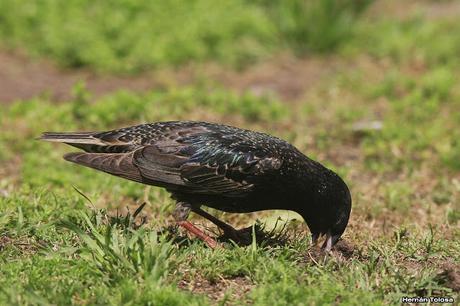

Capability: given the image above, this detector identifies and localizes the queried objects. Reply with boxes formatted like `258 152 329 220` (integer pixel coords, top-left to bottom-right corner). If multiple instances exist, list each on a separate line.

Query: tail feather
39 131 136 153
39 132 103 145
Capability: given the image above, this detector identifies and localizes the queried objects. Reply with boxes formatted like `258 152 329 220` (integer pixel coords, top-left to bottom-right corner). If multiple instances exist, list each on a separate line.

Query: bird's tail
38 132 101 144
39 131 135 153
39 131 110 152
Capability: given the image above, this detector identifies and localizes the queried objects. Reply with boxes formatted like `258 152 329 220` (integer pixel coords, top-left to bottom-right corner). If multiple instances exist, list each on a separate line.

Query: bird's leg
192 207 239 240
320 232 333 252
173 202 218 249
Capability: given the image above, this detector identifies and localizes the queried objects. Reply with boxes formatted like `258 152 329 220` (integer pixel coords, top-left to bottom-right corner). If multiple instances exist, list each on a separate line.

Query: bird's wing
179 150 282 196
132 130 282 196
132 145 189 187
42 123 283 196
64 151 144 183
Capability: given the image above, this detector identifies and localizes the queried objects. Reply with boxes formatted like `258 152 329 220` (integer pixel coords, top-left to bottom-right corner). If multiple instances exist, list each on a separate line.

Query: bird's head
299 170 352 251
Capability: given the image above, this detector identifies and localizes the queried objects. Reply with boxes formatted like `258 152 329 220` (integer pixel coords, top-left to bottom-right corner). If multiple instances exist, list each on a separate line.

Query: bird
40 121 351 251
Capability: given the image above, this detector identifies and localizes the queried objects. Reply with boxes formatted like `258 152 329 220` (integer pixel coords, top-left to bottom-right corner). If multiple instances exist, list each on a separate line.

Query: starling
40 121 351 251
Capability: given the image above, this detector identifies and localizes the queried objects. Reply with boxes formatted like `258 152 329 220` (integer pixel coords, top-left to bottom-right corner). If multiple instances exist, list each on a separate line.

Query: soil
367 0 460 21
437 262 460 293
0 51 157 104
178 274 253 304
0 50 331 105
0 234 44 255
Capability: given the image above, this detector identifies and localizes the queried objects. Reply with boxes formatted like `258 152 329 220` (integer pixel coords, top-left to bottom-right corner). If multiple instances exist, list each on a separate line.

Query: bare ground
178 275 253 305
0 50 331 105
0 50 157 104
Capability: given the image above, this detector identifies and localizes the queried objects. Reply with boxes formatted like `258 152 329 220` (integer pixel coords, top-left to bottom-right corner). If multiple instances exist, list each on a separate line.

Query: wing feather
133 146 187 186
64 152 144 183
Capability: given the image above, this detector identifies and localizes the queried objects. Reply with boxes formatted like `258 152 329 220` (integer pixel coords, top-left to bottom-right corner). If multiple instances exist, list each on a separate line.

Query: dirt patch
437 262 460 293
0 236 12 251
205 53 332 101
0 235 45 255
178 274 253 304
333 239 356 259
0 155 22 188
0 50 332 104
0 50 157 104
300 239 359 265
366 0 460 21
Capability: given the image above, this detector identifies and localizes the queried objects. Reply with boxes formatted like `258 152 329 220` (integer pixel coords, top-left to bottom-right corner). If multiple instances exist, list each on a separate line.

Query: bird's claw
311 232 333 253
219 227 254 245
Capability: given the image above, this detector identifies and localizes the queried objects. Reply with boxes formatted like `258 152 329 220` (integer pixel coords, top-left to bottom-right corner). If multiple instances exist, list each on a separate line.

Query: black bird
40 121 351 251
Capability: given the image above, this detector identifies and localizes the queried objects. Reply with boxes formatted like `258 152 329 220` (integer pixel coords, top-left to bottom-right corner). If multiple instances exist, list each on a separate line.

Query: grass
1 0 460 304
349 16 460 68
0 0 371 73
0 189 457 304
259 0 373 54
1 79 459 304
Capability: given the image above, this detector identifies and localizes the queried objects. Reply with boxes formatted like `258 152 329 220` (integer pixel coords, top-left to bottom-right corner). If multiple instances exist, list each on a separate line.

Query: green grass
1 1 460 304
0 0 371 73
0 189 457 305
259 0 373 54
349 16 460 68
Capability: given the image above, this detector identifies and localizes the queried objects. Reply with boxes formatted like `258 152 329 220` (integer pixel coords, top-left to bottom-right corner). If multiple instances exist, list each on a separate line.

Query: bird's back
40 121 298 200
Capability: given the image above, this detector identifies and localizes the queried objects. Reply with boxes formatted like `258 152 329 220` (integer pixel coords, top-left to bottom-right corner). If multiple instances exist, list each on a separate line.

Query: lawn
0 0 459 305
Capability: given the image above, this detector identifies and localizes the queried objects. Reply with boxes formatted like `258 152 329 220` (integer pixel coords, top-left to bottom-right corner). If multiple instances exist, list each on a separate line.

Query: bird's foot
311 232 334 253
219 226 255 246
177 220 219 249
